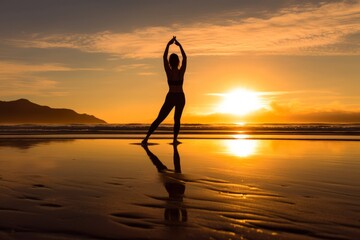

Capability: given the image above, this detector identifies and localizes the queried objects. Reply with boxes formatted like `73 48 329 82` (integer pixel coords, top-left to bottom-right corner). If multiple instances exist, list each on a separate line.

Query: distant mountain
0 99 106 124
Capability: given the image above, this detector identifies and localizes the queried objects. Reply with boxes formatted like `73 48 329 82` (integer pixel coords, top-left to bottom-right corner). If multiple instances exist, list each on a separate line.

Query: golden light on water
216 89 267 116
225 139 259 157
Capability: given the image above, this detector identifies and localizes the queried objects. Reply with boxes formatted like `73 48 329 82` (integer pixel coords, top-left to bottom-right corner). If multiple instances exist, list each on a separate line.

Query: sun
216 89 266 116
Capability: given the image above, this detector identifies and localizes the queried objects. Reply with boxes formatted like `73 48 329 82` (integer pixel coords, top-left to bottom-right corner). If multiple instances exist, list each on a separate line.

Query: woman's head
169 53 179 69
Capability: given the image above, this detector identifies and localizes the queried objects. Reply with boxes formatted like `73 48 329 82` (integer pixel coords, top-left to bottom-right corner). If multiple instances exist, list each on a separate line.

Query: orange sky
0 1 360 123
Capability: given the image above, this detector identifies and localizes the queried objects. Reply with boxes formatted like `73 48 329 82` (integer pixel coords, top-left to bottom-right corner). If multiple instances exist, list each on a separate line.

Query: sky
0 0 360 123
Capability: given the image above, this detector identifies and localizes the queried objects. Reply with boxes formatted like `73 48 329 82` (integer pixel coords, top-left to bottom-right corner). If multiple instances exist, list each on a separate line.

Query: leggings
146 92 185 139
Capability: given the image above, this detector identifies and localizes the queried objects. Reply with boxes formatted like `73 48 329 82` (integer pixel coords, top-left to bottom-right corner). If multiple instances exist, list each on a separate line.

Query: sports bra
168 79 183 86
167 71 184 86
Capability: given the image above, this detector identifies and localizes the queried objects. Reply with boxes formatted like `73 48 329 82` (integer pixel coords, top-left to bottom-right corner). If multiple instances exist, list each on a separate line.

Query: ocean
1 123 360 140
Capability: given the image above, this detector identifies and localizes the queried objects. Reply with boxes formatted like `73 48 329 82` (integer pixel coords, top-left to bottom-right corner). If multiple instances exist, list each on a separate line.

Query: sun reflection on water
225 137 258 157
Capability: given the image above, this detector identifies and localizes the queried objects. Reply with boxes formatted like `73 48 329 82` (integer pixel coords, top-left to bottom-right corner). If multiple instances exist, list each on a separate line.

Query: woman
142 36 187 145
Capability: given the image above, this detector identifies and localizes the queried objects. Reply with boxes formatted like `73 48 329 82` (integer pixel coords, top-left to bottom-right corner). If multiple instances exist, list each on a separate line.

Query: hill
0 99 106 124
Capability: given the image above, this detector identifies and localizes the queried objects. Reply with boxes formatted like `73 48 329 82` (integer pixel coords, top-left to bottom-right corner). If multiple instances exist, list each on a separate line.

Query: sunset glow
0 1 359 123
216 89 267 116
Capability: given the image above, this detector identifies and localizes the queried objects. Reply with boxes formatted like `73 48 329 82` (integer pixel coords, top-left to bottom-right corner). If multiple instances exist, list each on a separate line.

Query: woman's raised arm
175 39 187 73
163 37 175 72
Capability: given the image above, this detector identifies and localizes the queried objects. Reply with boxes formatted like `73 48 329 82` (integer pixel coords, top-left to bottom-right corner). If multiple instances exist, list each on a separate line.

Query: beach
0 127 359 240
2 1 360 239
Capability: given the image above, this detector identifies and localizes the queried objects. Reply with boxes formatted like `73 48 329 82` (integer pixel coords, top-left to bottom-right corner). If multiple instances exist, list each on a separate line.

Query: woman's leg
173 93 185 144
142 94 174 144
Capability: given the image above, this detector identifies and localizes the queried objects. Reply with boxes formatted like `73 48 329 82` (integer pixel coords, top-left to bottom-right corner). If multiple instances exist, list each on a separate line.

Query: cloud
205 89 360 113
0 77 67 97
185 88 360 123
0 61 103 96
0 61 80 97
112 63 158 76
137 72 157 76
113 63 150 72
185 106 360 123
0 61 71 74
9 1 360 58
246 105 360 123
0 61 103 74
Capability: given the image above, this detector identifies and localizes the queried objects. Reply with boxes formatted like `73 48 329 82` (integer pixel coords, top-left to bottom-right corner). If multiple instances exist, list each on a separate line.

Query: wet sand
0 138 359 239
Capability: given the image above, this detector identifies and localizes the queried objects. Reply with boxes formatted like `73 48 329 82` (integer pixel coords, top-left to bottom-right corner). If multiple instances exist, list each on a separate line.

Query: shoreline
1 123 359 136
1 134 360 141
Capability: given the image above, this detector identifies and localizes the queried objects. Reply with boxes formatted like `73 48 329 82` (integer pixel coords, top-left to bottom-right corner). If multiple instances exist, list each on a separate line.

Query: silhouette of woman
142 36 187 145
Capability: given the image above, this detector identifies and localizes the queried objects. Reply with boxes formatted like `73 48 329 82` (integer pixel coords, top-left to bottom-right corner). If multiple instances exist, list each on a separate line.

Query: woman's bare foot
141 138 148 146
172 139 182 145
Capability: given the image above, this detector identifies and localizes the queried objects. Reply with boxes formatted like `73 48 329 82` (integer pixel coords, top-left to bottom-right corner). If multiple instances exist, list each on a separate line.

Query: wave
1 123 360 137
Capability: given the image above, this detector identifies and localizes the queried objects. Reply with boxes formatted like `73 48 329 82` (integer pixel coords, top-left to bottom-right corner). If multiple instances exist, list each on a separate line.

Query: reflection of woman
142 144 187 223
142 36 187 145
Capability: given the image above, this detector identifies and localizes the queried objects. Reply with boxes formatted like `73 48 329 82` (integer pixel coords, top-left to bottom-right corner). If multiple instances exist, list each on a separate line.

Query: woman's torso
167 69 184 93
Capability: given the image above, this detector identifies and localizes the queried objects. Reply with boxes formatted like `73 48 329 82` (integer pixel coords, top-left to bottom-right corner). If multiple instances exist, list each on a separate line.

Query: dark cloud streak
186 110 360 123
0 0 346 36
